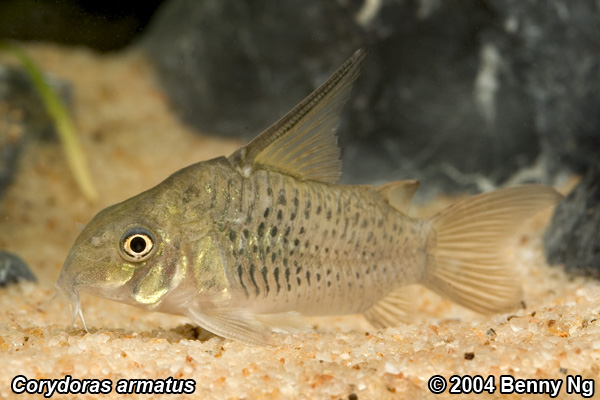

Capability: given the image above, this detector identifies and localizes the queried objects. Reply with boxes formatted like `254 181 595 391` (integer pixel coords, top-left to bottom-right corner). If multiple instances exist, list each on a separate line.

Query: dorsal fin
377 180 420 214
228 49 367 183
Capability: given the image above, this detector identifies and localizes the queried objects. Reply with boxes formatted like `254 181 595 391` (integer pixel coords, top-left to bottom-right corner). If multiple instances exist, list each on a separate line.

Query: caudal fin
423 184 562 314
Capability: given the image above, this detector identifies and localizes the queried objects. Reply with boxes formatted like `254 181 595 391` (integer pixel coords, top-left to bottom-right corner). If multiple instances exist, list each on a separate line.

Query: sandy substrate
0 44 598 400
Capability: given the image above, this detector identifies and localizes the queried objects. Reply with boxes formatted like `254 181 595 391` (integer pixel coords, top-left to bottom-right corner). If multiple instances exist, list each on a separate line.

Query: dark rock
545 163 600 277
0 65 71 198
141 0 600 198
0 251 36 287
140 0 361 138
0 0 164 52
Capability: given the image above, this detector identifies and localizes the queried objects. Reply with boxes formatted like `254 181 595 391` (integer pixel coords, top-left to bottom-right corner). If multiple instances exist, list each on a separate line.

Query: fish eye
119 228 157 262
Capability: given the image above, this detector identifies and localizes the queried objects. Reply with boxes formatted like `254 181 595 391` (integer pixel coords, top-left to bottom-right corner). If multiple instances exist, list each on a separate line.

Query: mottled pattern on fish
179 162 426 316
56 49 562 345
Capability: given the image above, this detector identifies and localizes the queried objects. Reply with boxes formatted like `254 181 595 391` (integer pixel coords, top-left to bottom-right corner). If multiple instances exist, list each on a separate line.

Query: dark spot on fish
326 269 331 276
229 230 236 242
278 189 287 205
295 265 302 275
393 223 398 231
293 197 299 208
257 222 265 237
315 245 320 251
285 267 291 291
306 271 311 285
284 226 291 236
271 226 278 237
294 238 300 246
264 207 271 218
377 219 384 228
249 263 259 295
326 210 332 220
237 265 249 297
291 212 296 221
243 229 249 239
267 187 273 196
252 245 258 253
361 219 369 229
271 253 276 263
277 210 283 221
304 240 310 248
266 246 271 254
365 266 371 274
316 205 322 215
305 199 311 216
316 273 321 282
354 212 360 225
261 266 270 294
336 272 340 281
327 281 332 287
296 277 301 286
325 247 329 253
366 231 373 243
331 229 336 237
299 226 305 234
283 257 288 267
238 248 245 256
355 272 360 279
273 267 281 293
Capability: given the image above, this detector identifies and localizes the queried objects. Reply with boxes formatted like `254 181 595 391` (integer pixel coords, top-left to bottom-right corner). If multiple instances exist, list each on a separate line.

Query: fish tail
423 184 562 314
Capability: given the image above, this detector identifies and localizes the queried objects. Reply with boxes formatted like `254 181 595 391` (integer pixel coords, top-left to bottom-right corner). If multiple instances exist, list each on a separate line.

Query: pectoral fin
228 49 366 184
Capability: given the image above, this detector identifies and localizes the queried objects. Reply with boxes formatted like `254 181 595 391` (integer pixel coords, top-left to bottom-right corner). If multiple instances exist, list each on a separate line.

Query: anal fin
363 286 416 329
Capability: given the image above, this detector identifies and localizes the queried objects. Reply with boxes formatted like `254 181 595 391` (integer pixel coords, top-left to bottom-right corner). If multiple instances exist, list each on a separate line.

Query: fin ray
363 286 416 329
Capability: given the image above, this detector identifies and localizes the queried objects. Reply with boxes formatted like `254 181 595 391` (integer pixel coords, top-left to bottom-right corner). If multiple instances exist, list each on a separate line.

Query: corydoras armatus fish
56 49 562 345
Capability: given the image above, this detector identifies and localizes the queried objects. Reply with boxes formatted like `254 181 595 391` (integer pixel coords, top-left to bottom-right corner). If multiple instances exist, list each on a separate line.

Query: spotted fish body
187 165 426 316
57 50 562 344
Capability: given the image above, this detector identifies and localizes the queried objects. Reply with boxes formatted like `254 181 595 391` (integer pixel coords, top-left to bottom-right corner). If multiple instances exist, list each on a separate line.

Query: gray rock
0 251 36 287
141 0 600 199
140 0 360 138
545 163 600 277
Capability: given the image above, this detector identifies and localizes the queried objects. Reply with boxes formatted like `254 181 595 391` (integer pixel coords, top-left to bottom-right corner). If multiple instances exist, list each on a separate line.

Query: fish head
56 186 187 321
